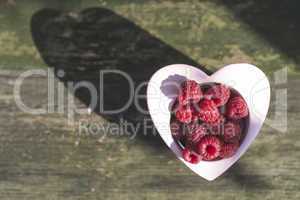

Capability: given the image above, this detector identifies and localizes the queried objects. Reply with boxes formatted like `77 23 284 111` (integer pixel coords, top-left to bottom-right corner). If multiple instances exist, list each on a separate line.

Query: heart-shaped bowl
147 63 270 181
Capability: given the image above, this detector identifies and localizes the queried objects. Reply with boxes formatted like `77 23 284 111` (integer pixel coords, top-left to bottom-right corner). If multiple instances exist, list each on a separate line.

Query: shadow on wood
220 0 300 71
29 6 273 186
30 7 209 151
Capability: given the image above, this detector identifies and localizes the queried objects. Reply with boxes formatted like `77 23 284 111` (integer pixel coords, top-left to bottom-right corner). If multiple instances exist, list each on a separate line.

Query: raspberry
197 99 220 123
223 121 241 142
220 142 239 158
202 115 225 136
191 115 198 122
196 136 222 161
226 96 249 120
205 84 231 107
178 80 202 105
175 106 193 123
185 124 207 147
208 115 225 126
182 148 201 164
170 120 182 140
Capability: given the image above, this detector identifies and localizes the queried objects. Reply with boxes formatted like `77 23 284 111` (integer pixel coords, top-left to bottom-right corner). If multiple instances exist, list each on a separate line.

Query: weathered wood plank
0 72 299 200
0 0 299 199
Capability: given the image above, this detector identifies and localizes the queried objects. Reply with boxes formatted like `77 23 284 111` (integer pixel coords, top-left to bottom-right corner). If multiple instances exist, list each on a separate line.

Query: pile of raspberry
170 80 249 164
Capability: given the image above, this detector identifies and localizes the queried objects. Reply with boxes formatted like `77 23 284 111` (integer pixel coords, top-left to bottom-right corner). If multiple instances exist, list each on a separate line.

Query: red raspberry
175 106 192 123
185 124 207 147
191 115 198 122
196 136 222 161
178 80 202 105
170 120 182 140
223 121 241 142
205 84 231 107
220 142 239 158
182 148 201 164
197 99 220 123
202 115 225 136
226 96 249 119
208 115 225 126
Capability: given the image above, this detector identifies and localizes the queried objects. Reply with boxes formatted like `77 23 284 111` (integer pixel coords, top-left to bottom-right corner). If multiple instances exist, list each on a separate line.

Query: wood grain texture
0 0 299 199
0 71 299 200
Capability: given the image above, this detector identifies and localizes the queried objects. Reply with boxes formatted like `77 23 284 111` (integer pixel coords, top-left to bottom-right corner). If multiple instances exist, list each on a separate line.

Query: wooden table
0 1 299 199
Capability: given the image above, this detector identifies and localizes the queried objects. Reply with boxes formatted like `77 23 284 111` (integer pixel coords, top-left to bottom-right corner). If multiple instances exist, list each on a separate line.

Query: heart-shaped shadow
30 7 209 147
